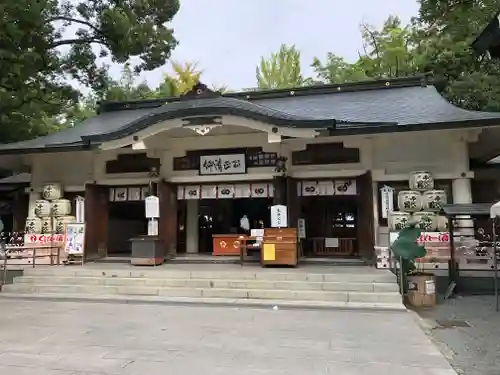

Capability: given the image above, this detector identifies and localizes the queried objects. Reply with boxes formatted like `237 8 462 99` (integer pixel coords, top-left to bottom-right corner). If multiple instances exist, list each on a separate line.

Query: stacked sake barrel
25 183 76 235
389 171 448 232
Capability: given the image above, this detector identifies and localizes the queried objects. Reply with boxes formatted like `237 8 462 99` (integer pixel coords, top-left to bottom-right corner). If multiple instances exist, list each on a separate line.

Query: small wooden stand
261 228 298 267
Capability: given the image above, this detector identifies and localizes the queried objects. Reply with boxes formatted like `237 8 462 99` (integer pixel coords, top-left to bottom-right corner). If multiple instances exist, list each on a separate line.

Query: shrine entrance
176 182 275 255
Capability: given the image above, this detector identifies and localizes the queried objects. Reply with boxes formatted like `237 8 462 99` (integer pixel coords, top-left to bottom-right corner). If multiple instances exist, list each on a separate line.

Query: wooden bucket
406 273 437 308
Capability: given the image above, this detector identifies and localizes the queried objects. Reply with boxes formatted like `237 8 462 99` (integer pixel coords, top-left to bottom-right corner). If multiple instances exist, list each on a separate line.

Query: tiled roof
1 76 500 153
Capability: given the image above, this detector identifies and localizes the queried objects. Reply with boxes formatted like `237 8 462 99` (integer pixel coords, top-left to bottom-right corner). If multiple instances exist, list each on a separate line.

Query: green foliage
256 44 313 89
58 60 225 126
0 0 179 143
413 0 500 111
310 5 500 112
391 225 426 274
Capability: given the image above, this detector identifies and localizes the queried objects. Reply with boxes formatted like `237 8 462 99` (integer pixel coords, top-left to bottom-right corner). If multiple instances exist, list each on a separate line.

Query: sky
120 0 420 91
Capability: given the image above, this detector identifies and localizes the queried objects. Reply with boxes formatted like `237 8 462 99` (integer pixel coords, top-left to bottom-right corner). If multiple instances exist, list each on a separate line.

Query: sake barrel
51 199 72 216
437 215 449 232
25 217 42 234
42 183 63 200
34 200 51 217
54 216 76 234
397 190 422 212
388 211 412 231
423 190 447 211
409 171 434 191
40 217 53 234
413 211 438 231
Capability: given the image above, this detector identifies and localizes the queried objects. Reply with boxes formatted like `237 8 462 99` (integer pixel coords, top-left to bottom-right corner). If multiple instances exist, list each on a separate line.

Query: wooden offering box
212 234 244 256
261 228 298 266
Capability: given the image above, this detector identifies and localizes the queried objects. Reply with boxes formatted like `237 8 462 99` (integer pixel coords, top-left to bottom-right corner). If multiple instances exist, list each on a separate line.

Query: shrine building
1 76 500 261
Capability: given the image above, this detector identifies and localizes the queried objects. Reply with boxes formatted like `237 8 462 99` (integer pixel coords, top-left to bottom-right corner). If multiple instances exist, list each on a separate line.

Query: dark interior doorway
107 202 147 255
196 198 272 254
300 196 359 257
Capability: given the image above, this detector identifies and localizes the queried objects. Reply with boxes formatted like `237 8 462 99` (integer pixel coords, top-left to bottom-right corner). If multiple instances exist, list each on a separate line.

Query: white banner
380 185 395 219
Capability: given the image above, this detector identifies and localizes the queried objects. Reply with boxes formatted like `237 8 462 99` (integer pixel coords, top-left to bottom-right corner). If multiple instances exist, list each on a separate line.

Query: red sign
24 234 64 245
416 232 449 243
390 231 450 262
416 232 450 262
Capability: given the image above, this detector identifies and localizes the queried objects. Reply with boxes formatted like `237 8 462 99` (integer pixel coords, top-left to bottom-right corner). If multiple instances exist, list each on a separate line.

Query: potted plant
391 223 437 308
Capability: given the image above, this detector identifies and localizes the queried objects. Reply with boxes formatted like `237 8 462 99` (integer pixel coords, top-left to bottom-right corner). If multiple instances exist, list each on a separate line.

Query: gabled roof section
1 76 500 154
83 83 338 143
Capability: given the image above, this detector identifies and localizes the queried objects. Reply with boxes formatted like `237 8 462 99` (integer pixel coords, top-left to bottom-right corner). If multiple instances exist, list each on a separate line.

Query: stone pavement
419 295 500 375
0 300 456 375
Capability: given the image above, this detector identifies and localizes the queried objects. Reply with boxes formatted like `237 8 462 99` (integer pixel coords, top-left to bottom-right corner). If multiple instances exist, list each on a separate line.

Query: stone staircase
0 265 405 310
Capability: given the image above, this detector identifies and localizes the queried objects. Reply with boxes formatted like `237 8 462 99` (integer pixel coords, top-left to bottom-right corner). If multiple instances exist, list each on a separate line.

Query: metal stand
148 218 158 236
493 218 499 311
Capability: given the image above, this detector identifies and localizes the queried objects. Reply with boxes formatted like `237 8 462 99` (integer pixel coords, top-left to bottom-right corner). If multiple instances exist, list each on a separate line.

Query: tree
156 61 202 97
104 64 155 102
312 6 500 112
311 54 369 84
60 60 228 127
256 44 313 89
155 61 228 97
0 0 180 143
413 0 500 111
312 16 421 84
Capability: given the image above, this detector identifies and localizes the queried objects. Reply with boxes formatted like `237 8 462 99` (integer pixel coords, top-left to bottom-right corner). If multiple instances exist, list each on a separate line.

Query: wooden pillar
357 172 375 261
158 179 178 256
84 184 109 260
12 189 29 232
286 177 299 228
273 176 287 206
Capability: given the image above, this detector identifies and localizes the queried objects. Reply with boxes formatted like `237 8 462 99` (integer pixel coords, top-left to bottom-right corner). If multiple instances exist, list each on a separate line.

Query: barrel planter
406 273 437 308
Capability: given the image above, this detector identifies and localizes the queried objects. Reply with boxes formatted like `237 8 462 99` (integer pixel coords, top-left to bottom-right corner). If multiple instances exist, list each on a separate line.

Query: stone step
0 293 407 311
14 276 399 292
21 267 396 283
2 283 402 304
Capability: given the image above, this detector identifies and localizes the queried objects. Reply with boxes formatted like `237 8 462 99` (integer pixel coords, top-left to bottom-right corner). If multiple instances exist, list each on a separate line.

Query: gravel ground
418 295 500 375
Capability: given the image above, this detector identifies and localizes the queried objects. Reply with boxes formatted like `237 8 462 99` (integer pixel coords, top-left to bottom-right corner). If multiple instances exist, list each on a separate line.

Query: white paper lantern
397 190 422 212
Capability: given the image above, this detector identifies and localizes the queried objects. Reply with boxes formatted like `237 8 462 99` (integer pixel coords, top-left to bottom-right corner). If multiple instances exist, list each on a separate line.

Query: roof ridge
99 75 429 113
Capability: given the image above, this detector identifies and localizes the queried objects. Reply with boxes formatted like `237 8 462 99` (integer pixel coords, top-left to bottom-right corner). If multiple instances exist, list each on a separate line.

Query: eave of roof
83 96 339 143
1 75 500 154
441 203 493 216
